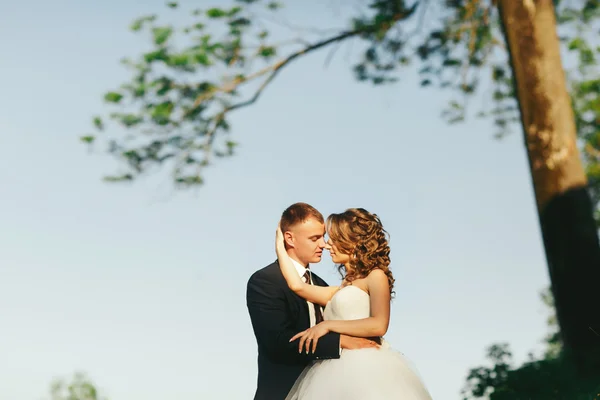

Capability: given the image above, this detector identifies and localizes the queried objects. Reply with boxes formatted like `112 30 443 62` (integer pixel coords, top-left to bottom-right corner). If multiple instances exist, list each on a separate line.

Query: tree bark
497 0 600 376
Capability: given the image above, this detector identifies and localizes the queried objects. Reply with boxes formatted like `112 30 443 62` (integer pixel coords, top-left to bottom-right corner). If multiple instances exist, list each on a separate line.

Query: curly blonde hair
326 208 395 296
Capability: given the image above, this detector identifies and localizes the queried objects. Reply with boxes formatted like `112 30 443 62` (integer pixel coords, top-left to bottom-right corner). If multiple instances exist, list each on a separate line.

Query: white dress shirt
290 258 317 327
289 258 341 356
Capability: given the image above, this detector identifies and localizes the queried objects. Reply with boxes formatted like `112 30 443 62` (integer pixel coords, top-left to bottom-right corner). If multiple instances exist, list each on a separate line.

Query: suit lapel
274 260 327 328
283 280 311 328
310 272 328 288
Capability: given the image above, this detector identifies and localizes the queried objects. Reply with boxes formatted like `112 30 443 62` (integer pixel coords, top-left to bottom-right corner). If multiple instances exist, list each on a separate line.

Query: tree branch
189 5 421 170
189 28 364 113
226 29 361 113
182 28 369 176
188 1 422 118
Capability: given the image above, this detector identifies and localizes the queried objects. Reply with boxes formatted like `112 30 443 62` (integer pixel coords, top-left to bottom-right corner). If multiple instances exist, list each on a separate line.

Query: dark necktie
303 270 324 324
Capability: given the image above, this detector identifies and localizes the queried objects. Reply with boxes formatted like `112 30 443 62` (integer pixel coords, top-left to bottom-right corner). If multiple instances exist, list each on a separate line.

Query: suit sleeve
247 272 340 363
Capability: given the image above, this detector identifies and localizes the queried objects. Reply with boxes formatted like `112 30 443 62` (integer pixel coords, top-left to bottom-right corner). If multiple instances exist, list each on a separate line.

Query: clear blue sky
0 1 551 399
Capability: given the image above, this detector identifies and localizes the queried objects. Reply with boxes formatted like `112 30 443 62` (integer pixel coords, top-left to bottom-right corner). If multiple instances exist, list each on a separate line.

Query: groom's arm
246 271 341 363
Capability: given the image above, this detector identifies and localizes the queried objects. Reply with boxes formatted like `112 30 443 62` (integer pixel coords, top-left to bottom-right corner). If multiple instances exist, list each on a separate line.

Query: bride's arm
325 269 390 337
276 226 339 307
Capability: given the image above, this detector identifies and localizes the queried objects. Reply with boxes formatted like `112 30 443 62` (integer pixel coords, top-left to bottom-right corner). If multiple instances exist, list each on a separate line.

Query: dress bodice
323 285 370 321
287 285 434 400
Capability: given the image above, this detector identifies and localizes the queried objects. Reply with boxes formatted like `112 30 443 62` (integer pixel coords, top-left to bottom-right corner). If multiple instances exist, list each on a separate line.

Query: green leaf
492 66 506 81
217 117 231 132
166 2 178 8
267 2 282 10
229 27 243 36
579 79 600 93
104 174 134 182
151 101 174 125
258 46 276 58
193 52 211 66
579 48 595 66
153 76 173 96
228 6 242 16
133 84 146 97
442 58 461 67
112 113 143 127
167 53 191 68
152 26 173 45
229 17 251 27
206 8 227 18
93 116 104 131
144 48 169 63
568 37 585 50
130 15 156 32
449 100 463 110
104 92 123 103
176 175 203 185
80 135 95 144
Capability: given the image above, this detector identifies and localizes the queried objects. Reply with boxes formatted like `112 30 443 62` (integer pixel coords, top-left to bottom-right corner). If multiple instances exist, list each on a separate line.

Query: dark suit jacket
246 261 341 400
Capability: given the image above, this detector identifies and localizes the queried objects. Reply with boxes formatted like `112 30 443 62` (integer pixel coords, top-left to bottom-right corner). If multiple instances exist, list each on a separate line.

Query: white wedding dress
286 285 433 399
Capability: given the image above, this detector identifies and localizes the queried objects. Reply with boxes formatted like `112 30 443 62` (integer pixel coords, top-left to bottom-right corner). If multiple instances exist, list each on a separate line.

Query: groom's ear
284 231 295 248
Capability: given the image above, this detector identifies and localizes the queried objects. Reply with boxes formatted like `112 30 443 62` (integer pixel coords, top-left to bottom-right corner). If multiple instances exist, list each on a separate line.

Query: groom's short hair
280 202 324 233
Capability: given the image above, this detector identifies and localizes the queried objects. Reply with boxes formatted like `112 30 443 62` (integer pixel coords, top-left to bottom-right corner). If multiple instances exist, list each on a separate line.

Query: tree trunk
497 0 600 376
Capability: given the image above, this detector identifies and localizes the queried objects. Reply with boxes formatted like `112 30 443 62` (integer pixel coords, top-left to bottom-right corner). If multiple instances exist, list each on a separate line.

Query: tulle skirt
285 342 432 400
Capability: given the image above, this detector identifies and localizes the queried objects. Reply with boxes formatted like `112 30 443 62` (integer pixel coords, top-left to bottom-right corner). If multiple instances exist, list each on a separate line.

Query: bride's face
326 238 350 266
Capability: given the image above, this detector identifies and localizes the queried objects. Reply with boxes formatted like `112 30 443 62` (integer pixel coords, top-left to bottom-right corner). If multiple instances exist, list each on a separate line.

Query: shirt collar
290 257 309 278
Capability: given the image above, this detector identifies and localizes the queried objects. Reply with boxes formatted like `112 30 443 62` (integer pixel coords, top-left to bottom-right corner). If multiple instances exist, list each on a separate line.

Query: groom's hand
340 335 380 350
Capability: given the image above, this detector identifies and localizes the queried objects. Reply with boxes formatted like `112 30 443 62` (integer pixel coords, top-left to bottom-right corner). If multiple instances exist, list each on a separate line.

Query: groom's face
288 218 327 265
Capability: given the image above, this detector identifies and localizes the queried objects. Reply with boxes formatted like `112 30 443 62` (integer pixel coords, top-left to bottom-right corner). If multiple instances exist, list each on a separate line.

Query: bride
276 207 433 400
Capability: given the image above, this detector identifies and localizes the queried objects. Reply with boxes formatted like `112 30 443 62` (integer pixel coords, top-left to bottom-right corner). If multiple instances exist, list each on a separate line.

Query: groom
246 202 379 400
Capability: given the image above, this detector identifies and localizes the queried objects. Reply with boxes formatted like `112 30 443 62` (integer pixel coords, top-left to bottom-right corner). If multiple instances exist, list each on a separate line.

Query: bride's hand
275 224 286 253
289 321 331 354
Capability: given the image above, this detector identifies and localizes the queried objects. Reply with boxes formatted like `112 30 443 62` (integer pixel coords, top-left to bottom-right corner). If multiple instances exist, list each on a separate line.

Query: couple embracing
247 202 432 399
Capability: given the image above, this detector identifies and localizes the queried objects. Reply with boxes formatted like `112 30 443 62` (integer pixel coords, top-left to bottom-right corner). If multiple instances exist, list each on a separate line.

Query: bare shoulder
365 269 391 296
366 268 388 284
